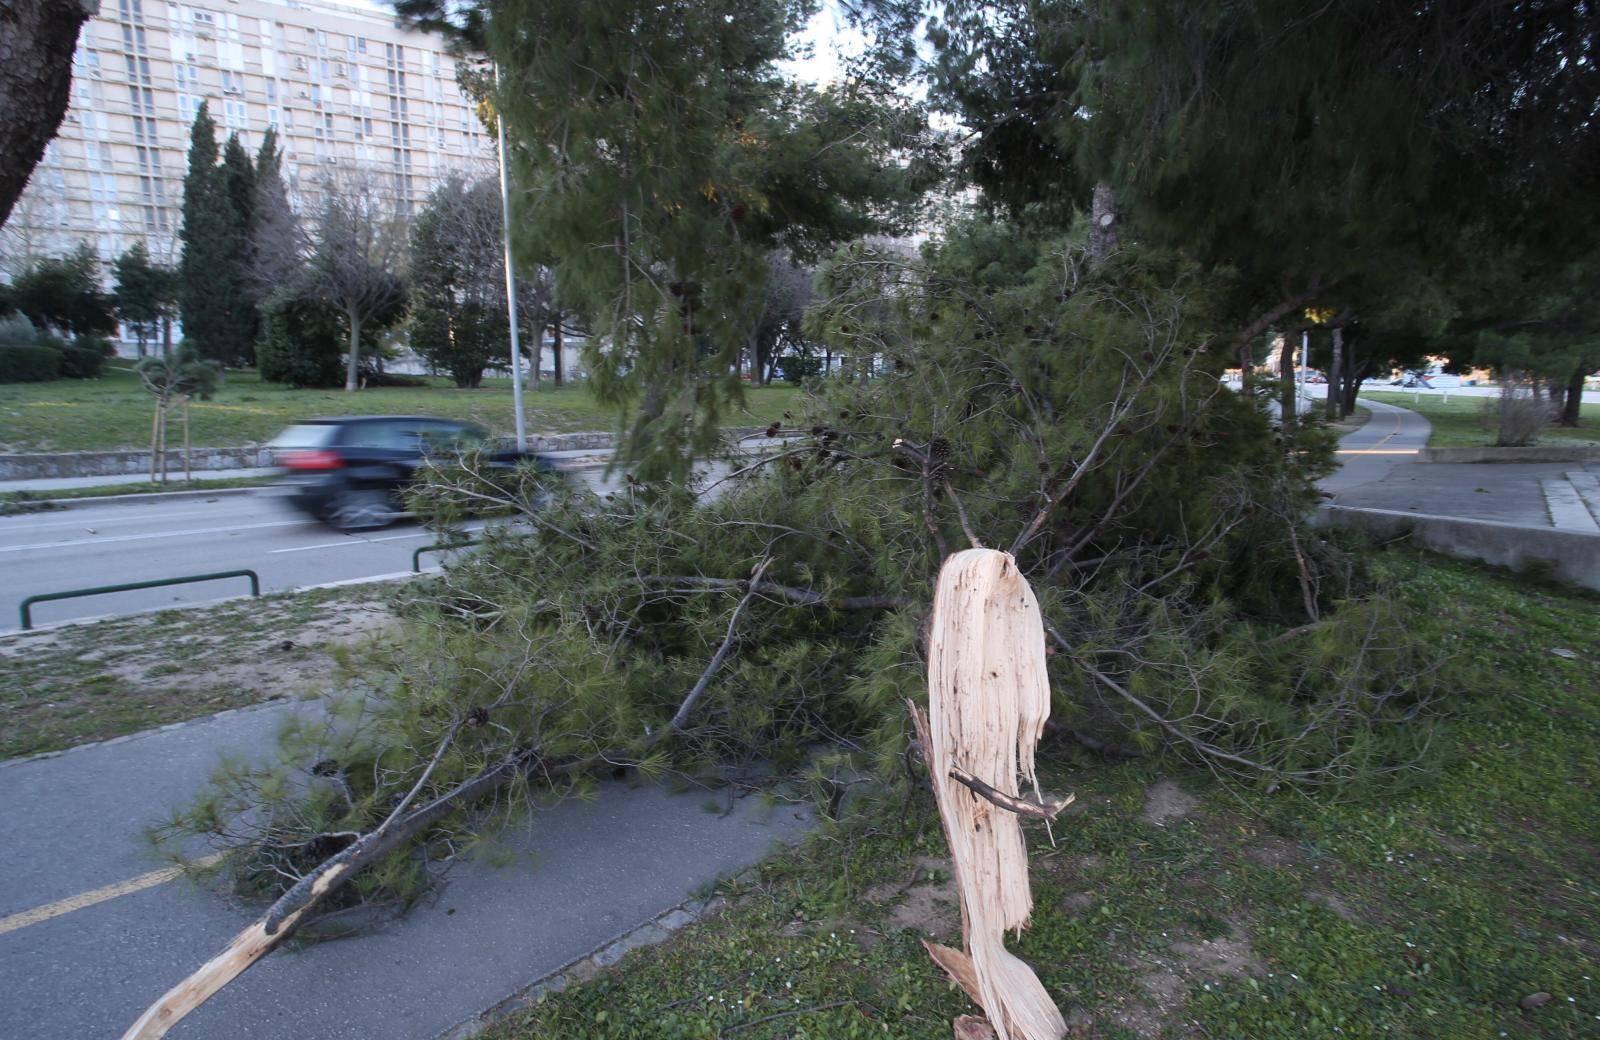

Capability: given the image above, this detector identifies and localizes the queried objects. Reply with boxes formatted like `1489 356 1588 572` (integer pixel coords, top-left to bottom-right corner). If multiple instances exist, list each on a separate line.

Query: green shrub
0 312 42 346
58 341 108 379
257 293 345 388
0 344 64 382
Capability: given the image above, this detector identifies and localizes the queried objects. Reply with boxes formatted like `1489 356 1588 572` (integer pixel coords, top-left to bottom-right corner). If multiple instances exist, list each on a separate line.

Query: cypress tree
220 133 259 364
179 104 246 366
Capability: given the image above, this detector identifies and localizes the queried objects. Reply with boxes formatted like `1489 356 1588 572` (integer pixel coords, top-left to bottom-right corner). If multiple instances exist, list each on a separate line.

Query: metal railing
412 540 481 573
19 569 261 630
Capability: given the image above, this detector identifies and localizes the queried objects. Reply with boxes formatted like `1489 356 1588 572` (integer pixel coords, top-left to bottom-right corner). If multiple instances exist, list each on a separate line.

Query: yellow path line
0 852 224 936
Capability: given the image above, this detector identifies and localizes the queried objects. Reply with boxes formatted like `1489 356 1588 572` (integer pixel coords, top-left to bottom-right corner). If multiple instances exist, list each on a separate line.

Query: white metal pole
1299 329 1309 417
494 64 526 452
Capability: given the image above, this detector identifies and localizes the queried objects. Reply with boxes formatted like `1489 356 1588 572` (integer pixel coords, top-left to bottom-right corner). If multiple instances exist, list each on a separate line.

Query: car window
418 422 479 453
343 421 423 451
269 423 340 449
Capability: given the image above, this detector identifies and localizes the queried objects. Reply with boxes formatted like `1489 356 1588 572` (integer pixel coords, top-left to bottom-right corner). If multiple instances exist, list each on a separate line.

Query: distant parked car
269 416 550 530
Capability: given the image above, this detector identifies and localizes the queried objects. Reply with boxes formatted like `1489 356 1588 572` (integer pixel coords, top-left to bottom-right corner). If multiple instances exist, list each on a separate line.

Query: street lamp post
494 64 526 452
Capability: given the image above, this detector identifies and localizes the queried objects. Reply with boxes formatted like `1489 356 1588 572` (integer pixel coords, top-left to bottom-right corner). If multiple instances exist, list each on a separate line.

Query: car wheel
331 488 394 531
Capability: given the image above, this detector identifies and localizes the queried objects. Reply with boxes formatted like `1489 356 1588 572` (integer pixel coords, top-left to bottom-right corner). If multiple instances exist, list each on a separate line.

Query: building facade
3 0 496 278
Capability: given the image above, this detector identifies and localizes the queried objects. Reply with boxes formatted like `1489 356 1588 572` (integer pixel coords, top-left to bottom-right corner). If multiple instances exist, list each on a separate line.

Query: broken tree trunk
912 548 1069 1040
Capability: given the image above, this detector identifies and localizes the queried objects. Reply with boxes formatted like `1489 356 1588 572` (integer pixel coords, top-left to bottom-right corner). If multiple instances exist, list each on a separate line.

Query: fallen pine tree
133 238 1448 1034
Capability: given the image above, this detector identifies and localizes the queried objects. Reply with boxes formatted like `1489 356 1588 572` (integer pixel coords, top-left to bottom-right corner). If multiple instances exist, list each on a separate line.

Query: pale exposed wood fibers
914 548 1068 1040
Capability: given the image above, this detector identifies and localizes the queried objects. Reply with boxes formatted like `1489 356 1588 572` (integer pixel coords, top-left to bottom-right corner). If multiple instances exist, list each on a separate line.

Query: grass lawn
0 584 396 760
1363 390 1600 449
485 549 1600 1040
0 367 805 454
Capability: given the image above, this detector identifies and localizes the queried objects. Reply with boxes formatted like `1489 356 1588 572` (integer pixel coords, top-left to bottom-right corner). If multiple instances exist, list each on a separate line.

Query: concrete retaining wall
1316 504 1600 591
1418 446 1600 464
0 447 272 480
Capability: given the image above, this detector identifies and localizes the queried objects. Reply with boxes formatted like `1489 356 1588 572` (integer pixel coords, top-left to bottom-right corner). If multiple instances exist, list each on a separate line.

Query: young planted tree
136 344 221 482
299 173 408 392
112 242 177 358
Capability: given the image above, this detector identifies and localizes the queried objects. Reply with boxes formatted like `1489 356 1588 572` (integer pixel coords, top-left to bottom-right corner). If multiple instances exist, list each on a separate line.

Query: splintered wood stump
914 548 1068 1040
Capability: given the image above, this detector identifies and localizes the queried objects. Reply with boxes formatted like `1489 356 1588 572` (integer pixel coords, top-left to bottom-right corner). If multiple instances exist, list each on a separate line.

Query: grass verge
0 368 804 454
485 549 1600 1040
1362 391 1600 449
0 585 396 760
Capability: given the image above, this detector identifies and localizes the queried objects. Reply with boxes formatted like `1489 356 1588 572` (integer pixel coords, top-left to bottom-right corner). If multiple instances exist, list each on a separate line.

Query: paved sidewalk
0 701 811 1039
1324 399 1600 531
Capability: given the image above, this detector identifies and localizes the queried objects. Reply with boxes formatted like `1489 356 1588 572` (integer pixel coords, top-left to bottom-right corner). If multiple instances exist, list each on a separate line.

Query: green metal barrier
412 539 480 573
19 569 260 630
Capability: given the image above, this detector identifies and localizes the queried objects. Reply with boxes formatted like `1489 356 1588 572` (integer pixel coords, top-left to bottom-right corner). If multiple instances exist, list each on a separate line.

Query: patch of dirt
1305 889 1360 922
101 598 396 702
1141 778 1199 827
1105 920 1264 1039
1244 834 1304 868
1058 891 1095 913
883 854 960 938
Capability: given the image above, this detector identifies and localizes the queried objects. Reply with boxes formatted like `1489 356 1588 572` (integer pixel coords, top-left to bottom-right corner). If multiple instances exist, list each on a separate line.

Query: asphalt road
0 700 812 1039
0 489 464 631
1 444 788 632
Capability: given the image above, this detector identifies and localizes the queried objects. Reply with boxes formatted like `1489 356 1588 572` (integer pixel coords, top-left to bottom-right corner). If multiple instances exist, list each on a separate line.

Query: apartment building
3 0 496 276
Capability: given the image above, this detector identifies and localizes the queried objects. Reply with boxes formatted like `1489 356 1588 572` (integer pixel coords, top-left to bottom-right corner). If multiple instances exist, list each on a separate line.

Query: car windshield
269 423 340 449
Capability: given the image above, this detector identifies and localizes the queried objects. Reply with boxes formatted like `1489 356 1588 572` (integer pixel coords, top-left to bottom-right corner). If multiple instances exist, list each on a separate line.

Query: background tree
922 0 1600 412
219 133 260 364
247 128 303 298
0 0 89 229
11 241 115 338
256 291 346 388
407 174 537 389
179 104 253 367
748 250 814 385
113 242 177 358
474 0 931 474
299 172 409 392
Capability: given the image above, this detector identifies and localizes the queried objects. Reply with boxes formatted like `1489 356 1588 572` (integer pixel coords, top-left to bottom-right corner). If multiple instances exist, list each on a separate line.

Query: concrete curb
1418 446 1600 464
0 697 295 770
1316 503 1600 591
11 485 272 511
434 886 735 1040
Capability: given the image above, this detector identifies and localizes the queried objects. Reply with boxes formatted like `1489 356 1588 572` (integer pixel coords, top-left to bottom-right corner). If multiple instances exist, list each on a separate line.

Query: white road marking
0 518 315 555
0 506 234 532
270 530 431 554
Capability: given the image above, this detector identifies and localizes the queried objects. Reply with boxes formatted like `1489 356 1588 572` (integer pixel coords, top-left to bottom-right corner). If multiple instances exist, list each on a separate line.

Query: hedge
0 344 64 383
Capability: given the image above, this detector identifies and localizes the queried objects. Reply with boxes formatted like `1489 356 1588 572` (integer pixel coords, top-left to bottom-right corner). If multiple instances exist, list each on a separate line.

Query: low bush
0 343 64 383
58 342 107 379
0 312 43 346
